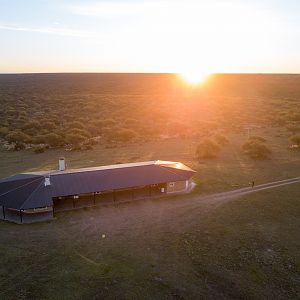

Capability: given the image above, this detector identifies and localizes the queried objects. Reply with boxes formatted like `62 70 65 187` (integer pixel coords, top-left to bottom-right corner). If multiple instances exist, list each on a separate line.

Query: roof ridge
24 160 161 176
157 164 188 181
0 177 43 198
20 180 46 210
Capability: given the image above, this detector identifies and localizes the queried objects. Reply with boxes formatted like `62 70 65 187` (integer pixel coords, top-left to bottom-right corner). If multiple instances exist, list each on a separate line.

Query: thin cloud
69 1 155 17
0 24 101 38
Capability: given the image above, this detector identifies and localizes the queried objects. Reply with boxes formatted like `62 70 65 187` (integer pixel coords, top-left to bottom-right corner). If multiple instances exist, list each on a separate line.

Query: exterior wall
133 186 151 199
2 207 53 224
151 184 166 196
94 191 114 205
115 189 134 202
0 206 4 220
53 196 74 212
21 210 53 223
3 208 21 224
166 180 188 194
74 193 94 208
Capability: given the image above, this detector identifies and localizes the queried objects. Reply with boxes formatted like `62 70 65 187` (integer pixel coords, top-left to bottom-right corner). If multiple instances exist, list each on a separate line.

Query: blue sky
0 0 299 73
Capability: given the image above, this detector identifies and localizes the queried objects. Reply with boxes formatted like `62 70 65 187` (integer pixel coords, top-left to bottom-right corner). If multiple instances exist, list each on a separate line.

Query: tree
196 139 220 159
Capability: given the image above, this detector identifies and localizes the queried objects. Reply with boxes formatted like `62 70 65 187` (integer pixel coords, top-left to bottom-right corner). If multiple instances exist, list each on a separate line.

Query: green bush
66 133 86 145
6 131 30 143
67 128 91 138
44 133 64 147
242 140 271 159
214 134 229 145
22 120 41 130
286 125 300 134
13 142 26 151
289 135 300 147
248 136 266 143
68 121 86 130
34 146 45 154
0 127 9 137
114 128 137 142
196 139 221 159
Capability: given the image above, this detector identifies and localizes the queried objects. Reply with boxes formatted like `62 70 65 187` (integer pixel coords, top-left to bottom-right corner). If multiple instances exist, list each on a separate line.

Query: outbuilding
0 159 195 224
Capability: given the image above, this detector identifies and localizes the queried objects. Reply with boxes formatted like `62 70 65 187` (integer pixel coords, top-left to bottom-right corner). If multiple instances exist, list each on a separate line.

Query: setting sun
180 71 210 85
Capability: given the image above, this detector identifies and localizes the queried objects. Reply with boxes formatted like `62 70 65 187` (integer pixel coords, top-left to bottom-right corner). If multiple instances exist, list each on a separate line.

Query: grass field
1 184 299 299
0 74 300 299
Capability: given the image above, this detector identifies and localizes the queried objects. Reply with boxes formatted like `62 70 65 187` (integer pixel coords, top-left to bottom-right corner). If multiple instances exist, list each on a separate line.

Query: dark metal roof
0 160 195 210
0 176 52 210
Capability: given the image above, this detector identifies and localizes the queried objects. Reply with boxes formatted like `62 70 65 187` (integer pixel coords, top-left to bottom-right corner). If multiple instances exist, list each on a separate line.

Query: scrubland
0 74 300 299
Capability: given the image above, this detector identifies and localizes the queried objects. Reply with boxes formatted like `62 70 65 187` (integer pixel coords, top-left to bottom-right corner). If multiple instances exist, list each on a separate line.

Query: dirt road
68 176 300 238
194 176 300 208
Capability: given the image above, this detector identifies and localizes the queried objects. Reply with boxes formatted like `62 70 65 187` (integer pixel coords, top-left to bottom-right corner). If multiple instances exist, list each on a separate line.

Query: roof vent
44 176 51 187
59 157 65 171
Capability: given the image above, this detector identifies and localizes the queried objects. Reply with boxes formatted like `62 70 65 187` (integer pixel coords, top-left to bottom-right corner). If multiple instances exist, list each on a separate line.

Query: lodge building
0 159 195 224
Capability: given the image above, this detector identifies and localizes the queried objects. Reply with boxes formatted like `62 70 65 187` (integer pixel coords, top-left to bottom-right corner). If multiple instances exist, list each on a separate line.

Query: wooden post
3 206 5 219
20 210 23 223
93 193 96 206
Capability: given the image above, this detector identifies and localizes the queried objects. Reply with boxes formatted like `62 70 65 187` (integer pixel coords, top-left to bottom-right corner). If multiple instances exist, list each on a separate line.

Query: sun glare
180 71 210 85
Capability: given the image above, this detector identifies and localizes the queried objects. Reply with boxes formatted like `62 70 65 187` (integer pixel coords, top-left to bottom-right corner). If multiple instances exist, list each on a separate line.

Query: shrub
66 133 86 145
34 146 45 154
22 120 41 130
0 127 9 137
167 121 188 136
248 136 266 143
44 133 64 147
102 119 117 127
286 125 300 134
242 140 271 159
13 142 25 151
67 121 86 130
124 118 138 127
32 135 46 144
6 131 30 143
214 134 229 145
43 121 57 130
196 139 220 159
114 128 137 142
67 128 91 138
289 135 300 147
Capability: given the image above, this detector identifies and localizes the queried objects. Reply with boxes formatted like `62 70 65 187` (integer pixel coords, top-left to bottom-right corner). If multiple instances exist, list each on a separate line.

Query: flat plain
0 74 300 299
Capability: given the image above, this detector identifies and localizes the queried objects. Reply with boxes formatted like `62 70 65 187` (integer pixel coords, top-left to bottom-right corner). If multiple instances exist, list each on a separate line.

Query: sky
0 0 300 74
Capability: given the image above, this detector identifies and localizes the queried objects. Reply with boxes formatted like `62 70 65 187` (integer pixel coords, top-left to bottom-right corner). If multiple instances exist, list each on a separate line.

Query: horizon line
0 72 300 75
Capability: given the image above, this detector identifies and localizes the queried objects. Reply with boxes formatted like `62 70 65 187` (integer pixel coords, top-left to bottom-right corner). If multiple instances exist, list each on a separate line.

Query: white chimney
44 176 51 187
59 157 66 171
